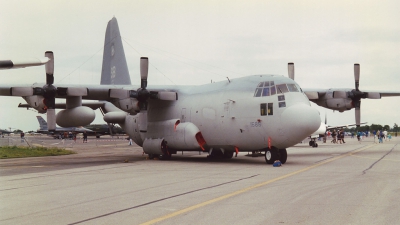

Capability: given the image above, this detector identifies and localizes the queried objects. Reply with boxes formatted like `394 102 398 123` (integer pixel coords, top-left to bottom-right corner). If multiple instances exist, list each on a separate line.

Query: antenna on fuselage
226 77 230 83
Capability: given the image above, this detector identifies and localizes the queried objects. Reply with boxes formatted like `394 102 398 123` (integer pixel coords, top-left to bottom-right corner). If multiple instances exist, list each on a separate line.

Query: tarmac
1 135 399 224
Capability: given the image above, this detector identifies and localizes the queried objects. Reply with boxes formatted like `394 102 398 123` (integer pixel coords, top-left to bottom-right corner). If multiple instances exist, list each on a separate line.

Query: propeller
42 51 57 131
332 64 381 127
130 57 177 111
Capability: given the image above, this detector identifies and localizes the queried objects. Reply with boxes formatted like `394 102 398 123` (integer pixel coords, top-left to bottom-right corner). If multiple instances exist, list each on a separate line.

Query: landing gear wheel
223 151 234 159
207 149 223 159
159 154 171 160
265 148 278 164
279 149 287 164
148 154 155 159
309 141 313 146
313 142 318 148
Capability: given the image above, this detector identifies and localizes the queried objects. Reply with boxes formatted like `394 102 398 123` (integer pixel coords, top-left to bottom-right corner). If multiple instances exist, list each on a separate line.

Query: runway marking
350 155 400 162
140 144 374 225
68 175 259 225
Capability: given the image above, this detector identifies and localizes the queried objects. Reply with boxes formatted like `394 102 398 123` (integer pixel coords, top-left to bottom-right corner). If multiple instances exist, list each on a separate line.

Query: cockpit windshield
254 81 301 97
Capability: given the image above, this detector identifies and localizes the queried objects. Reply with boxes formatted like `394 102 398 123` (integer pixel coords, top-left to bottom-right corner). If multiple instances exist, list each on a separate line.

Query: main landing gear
264 147 287 164
309 138 318 148
207 148 234 159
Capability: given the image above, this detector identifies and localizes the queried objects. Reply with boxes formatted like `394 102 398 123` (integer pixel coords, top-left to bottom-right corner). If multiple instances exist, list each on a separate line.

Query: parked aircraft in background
1 17 399 164
0 129 13 136
36 116 93 138
84 124 125 138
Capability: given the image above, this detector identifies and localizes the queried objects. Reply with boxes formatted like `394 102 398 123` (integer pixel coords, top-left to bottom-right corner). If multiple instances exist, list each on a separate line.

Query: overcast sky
1 0 399 132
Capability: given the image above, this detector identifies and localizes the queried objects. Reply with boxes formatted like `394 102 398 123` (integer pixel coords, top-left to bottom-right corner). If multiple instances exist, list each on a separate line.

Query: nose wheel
265 147 287 164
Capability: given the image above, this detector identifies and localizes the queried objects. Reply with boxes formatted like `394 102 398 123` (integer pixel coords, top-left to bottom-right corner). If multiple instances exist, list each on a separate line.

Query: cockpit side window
254 88 262 97
270 86 276 95
287 84 299 92
276 84 289 93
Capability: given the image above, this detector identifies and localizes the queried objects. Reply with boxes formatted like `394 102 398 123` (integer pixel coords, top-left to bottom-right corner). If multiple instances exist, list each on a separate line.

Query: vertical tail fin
36 116 48 130
100 17 131 85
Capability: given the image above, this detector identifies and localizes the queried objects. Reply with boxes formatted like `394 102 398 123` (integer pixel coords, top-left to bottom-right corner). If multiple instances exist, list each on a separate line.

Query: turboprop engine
143 119 207 154
22 95 47 113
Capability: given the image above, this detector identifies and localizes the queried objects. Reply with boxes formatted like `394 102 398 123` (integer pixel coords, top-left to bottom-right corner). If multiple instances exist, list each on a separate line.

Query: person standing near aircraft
380 131 385 143
83 131 88 143
357 131 361 143
129 138 133 145
20 132 25 143
337 130 342 144
331 130 337 143
341 129 346 143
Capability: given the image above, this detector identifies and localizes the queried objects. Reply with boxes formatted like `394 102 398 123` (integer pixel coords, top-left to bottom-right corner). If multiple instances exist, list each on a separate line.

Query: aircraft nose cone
281 104 321 143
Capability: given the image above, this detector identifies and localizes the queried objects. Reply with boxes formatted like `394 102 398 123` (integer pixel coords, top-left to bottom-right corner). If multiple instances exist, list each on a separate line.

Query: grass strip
0 146 75 159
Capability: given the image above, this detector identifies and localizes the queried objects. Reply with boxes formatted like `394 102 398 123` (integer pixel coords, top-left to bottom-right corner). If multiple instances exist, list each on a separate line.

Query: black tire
279 149 287 164
314 143 318 148
148 154 155 159
309 141 313 146
159 154 171 160
208 149 224 159
265 148 278 164
223 151 234 159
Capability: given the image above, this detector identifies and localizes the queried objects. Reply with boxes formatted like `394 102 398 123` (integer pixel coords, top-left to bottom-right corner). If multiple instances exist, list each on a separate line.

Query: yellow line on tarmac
141 144 374 225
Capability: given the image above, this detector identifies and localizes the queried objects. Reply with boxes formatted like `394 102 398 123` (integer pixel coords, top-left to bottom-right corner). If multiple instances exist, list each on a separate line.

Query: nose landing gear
265 147 287 164
309 139 318 148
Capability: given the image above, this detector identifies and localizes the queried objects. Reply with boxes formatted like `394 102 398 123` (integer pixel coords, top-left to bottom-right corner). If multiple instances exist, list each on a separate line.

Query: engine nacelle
325 98 353 111
111 98 140 114
142 138 165 155
23 95 47 113
147 119 206 150
56 106 95 127
103 111 128 123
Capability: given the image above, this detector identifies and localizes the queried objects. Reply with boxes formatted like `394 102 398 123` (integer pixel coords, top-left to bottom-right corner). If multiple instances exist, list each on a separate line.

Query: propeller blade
366 92 381 99
288 62 294 80
354 63 360 91
333 91 347 99
140 57 148 89
325 112 327 125
45 51 54 85
354 100 361 127
47 108 56 131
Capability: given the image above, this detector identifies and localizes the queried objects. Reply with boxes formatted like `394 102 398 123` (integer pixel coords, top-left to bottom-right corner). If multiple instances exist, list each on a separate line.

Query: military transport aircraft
0 17 399 164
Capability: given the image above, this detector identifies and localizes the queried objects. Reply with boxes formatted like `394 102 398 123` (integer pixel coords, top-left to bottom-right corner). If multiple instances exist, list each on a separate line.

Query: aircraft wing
326 122 367 130
303 88 400 100
302 86 400 127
